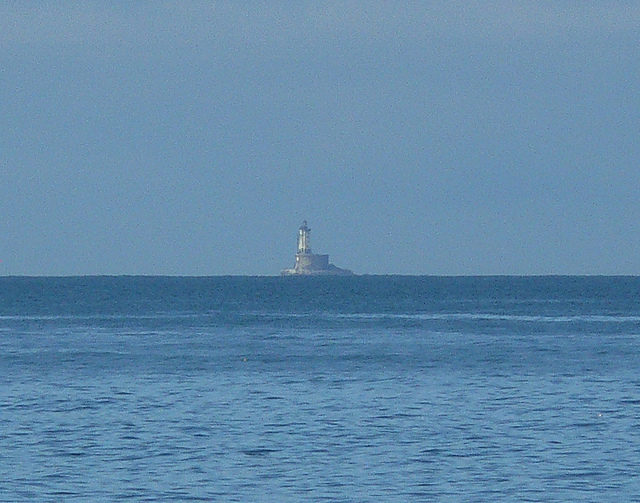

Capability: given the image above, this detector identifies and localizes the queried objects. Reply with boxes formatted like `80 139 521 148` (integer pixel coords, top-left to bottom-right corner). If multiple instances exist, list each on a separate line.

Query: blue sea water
1 275 639 502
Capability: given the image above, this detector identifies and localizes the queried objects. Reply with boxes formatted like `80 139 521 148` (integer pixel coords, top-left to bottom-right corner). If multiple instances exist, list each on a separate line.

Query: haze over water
2 276 639 501
2 3 639 275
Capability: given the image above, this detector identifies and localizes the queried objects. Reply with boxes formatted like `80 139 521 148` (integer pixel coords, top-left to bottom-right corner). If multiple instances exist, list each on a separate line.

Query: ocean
1 275 639 502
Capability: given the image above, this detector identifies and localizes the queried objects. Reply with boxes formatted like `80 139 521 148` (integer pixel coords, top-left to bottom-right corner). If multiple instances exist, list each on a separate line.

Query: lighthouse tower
297 220 311 254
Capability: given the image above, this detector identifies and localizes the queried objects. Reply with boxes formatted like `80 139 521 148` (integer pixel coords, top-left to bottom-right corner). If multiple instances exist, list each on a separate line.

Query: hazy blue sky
1 2 639 275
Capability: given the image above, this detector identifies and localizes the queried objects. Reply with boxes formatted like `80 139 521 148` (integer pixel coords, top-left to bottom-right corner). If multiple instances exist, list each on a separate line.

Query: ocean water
1 275 639 502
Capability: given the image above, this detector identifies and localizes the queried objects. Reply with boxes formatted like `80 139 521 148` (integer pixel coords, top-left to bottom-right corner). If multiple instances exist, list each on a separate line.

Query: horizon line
1 274 638 279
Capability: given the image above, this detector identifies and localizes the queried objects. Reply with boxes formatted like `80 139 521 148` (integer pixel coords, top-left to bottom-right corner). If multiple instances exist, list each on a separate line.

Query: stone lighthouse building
281 221 353 275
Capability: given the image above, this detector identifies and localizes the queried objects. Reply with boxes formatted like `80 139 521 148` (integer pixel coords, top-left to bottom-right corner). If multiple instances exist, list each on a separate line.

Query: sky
1 1 639 275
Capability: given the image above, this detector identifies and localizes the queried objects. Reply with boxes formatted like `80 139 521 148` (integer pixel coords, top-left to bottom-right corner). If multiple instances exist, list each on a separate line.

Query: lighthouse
281 221 353 275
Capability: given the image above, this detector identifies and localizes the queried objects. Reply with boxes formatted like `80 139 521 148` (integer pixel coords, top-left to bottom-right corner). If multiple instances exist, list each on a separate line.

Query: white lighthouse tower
297 220 311 254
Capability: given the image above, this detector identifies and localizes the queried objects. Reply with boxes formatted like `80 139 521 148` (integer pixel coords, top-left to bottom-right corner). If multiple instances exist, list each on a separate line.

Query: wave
0 312 216 323
1 311 638 324
333 313 640 323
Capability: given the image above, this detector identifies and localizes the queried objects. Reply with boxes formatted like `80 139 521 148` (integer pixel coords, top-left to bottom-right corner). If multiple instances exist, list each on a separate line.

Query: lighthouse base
281 253 353 276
